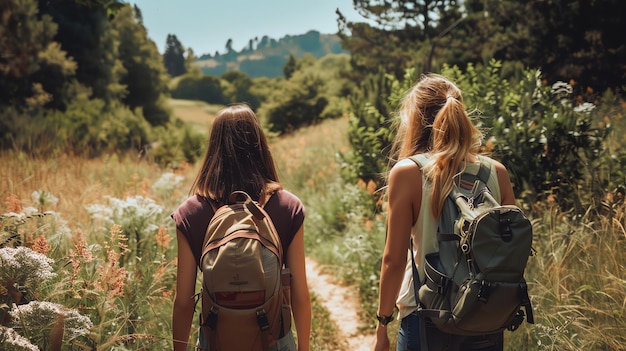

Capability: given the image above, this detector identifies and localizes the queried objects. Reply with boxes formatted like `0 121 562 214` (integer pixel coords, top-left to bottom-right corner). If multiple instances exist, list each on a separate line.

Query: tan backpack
200 191 292 351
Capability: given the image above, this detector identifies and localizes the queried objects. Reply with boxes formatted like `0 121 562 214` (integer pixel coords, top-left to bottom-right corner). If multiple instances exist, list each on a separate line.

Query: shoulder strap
407 154 429 169
407 154 490 183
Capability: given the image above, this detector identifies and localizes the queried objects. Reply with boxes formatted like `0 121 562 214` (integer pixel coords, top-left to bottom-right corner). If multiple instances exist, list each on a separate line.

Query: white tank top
395 154 502 320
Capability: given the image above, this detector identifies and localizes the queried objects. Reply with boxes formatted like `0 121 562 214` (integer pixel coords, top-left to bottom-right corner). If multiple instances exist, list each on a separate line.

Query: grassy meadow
2 98 625 350
0 100 350 350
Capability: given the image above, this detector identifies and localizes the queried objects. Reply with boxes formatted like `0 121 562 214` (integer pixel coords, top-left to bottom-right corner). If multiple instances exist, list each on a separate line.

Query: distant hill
194 30 348 78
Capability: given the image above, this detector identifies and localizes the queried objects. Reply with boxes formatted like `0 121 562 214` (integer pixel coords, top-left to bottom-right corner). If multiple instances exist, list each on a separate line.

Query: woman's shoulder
271 189 304 208
390 157 424 179
172 195 212 221
477 154 508 173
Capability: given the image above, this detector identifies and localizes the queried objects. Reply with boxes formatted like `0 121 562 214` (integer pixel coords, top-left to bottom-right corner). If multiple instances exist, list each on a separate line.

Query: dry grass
271 116 350 193
0 152 194 222
0 115 351 349
168 98 223 134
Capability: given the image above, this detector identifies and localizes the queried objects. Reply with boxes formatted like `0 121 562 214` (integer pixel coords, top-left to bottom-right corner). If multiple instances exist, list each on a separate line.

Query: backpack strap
406 154 435 351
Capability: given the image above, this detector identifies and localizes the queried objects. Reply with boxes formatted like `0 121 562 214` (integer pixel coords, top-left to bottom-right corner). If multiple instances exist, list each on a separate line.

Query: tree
132 4 143 24
113 4 170 125
185 47 198 73
221 71 260 109
516 0 626 91
171 74 226 104
38 0 126 104
163 34 186 77
283 54 297 79
257 35 269 50
225 38 234 54
0 0 77 110
337 0 465 78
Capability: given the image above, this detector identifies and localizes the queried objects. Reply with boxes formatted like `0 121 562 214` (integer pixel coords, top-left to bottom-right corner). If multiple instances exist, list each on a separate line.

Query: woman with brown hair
172 104 311 350
372 74 515 351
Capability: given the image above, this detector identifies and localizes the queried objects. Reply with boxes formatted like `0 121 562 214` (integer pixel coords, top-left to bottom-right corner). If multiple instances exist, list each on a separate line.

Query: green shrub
344 60 623 216
171 73 226 105
441 60 616 215
258 54 352 134
148 118 205 167
339 69 414 190
259 71 329 133
0 98 152 157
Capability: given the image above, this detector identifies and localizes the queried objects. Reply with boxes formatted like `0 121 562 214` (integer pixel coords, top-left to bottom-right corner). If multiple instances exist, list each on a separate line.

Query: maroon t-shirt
171 190 305 267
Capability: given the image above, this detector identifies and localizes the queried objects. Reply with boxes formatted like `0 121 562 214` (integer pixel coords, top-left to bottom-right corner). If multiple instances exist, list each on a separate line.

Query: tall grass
0 115 352 349
271 115 387 333
505 199 626 350
1 151 189 350
3 108 624 350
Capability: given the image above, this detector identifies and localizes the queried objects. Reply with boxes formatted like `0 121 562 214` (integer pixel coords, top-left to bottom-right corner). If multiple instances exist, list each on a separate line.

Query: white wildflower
551 81 573 96
86 195 164 234
573 102 596 113
52 215 72 238
85 203 115 225
22 207 39 216
9 301 92 341
31 190 59 208
1 212 25 219
0 247 56 286
0 326 39 351
152 172 184 194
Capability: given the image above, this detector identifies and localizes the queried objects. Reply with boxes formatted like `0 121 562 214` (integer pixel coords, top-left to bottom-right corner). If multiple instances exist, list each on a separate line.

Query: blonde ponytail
388 74 483 218
429 96 482 216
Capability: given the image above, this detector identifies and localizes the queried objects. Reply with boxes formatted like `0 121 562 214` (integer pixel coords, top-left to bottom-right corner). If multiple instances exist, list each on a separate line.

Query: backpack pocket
452 280 522 334
419 253 452 312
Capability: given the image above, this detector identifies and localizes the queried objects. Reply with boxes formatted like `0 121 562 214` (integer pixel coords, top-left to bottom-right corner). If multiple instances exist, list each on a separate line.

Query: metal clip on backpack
200 191 292 351
409 155 534 339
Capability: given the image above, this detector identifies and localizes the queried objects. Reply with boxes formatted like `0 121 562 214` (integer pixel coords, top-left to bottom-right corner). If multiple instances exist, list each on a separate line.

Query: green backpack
409 154 534 337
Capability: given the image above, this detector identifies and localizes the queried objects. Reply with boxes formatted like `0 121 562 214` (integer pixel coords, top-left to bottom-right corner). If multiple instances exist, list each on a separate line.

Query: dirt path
306 257 375 351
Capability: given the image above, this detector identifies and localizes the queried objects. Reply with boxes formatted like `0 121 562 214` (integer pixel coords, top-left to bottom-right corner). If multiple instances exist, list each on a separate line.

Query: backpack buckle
499 216 513 242
438 276 448 295
202 306 218 329
477 280 492 303
256 309 270 332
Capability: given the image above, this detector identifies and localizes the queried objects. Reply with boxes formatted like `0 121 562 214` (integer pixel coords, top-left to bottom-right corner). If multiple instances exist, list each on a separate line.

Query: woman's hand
372 324 391 351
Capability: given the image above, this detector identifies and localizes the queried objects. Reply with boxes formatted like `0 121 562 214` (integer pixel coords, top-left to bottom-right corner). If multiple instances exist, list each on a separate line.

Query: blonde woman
372 75 515 351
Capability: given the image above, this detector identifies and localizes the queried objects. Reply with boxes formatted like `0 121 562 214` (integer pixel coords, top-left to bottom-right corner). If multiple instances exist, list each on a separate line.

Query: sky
130 0 367 56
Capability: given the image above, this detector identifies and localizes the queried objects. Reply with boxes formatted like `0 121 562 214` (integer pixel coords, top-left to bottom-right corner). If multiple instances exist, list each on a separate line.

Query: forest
1 0 625 350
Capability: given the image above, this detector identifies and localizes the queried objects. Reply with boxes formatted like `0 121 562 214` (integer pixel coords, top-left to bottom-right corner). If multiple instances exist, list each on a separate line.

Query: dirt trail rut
306 257 375 351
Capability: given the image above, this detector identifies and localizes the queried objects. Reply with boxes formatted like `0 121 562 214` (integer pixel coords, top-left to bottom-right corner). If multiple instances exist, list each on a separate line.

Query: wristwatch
376 313 394 326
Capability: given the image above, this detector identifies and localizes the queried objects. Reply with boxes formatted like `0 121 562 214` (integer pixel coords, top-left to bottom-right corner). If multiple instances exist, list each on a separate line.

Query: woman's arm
373 159 422 351
173 230 198 351
286 224 311 351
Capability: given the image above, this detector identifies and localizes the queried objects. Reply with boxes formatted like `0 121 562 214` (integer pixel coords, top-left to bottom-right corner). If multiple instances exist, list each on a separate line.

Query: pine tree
283 55 297 79
0 0 77 109
38 0 126 103
337 0 464 78
163 34 186 77
113 4 170 125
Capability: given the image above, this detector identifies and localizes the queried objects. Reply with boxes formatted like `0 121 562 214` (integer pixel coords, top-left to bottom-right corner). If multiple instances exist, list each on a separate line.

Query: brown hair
190 104 281 205
389 74 483 217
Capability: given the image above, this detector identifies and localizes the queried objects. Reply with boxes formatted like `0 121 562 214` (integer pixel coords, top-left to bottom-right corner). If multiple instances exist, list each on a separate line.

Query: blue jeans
197 328 296 351
396 312 504 351
397 312 422 351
